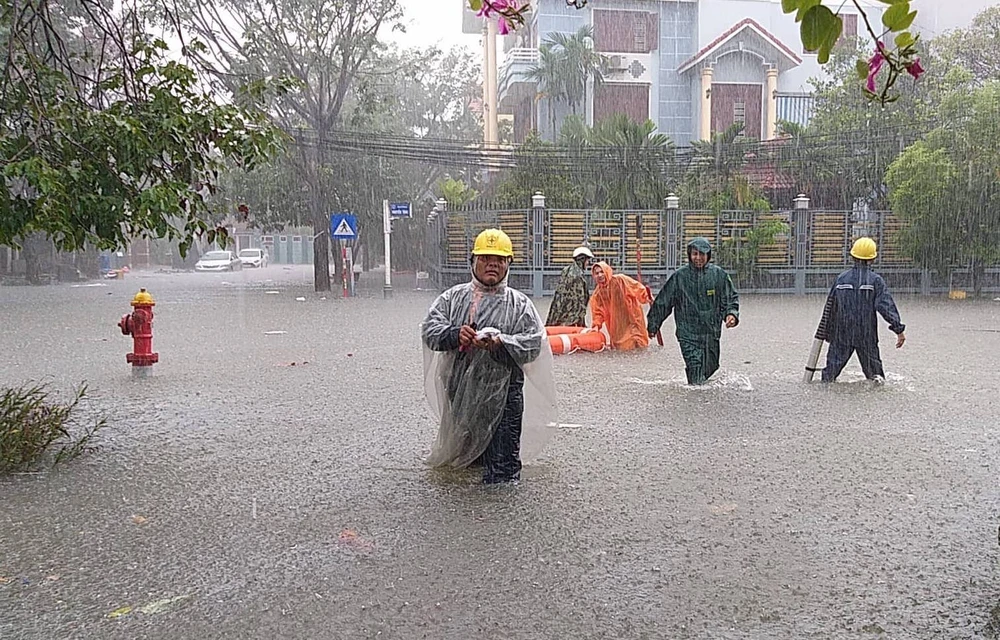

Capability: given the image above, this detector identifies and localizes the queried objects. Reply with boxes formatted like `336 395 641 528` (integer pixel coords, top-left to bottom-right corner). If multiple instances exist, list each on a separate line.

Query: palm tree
525 27 608 140
588 114 675 208
545 26 607 117
524 43 565 141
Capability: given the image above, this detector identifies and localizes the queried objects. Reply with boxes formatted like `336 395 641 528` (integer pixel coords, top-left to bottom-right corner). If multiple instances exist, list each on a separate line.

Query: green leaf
856 59 870 80
897 10 917 31
817 46 832 64
468 0 483 11
801 5 840 53
894 31 916 48
883 3 916 31
781 0 800 13
795 0 821 22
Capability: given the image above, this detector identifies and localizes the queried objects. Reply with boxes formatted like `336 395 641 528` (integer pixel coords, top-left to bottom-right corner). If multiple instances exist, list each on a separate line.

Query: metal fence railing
428 207 1000 296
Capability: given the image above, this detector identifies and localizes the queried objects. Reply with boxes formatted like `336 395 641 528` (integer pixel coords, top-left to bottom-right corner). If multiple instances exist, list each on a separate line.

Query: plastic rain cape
421 274 558 468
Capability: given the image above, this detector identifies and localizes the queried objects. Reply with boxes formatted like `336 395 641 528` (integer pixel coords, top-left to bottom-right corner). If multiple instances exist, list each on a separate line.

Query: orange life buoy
544 325 586 336
545 326 608 355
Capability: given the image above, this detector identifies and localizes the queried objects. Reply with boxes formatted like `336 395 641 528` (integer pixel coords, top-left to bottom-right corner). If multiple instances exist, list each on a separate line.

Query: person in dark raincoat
545 246 594 327
421 228 557 484
821 237 906 383
646 237 740 385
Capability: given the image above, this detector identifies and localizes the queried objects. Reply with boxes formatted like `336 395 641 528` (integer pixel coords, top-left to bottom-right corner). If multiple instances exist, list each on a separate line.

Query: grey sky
392 1 484 58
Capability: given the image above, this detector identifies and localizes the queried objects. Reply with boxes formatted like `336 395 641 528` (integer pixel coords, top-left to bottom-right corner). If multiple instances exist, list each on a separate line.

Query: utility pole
482 19 499 149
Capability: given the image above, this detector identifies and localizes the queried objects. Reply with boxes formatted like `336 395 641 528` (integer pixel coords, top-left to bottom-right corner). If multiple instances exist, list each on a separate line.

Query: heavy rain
3 0 1000 638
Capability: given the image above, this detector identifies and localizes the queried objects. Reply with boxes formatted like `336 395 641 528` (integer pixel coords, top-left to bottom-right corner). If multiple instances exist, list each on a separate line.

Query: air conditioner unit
607 55 626 70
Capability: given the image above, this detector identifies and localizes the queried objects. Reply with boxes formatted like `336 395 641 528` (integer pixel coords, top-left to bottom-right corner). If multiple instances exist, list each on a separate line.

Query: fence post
793 194 810 295
921 269 932 296
664 193 679 270
426 198 446 290
531 191 545 298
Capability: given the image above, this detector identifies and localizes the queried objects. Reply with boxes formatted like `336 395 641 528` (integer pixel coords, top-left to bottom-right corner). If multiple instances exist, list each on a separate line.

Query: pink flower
475 0 494 18
476 0 508 18
866 41 886 93
497 16 511 35
905 57 925 79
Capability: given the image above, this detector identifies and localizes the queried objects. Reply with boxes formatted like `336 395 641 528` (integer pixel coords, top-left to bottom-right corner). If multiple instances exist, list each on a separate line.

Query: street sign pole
330 213 359 299
382 199 392 299
341 240 348 299
346 242 355 297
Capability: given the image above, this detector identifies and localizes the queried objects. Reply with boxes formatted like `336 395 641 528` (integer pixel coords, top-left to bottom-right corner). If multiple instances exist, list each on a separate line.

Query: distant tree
885 82 1000 296
164 0 404 291
0 0 281 269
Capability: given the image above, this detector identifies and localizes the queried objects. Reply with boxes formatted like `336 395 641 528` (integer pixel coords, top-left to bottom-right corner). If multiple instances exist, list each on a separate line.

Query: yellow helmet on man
850 237 878 261
472 228 514 259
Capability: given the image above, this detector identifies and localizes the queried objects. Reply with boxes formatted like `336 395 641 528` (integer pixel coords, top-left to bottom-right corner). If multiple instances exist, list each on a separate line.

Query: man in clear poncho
421 228 558 484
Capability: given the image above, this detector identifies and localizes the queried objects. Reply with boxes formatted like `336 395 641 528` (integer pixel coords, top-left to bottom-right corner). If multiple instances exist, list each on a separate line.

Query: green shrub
0 383 106 474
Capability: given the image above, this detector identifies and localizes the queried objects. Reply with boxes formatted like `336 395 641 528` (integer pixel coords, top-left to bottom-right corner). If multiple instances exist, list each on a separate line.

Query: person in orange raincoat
589 261 652 351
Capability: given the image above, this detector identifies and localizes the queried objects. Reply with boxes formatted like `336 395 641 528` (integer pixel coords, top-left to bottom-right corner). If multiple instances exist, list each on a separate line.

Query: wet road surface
2 267 999 639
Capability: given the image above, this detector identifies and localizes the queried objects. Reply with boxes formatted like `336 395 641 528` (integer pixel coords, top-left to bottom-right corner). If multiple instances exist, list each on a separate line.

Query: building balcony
498 47 540 108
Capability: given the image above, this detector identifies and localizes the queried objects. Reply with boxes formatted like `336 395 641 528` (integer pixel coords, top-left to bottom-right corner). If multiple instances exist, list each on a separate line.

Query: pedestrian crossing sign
330 213 358 240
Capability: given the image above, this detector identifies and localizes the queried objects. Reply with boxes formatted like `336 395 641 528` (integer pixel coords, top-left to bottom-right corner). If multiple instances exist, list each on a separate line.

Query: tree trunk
22 232 51 285
77 245 101 279
972 259 984 298
310 130 332 293
550 100 556 142
313 208 332 293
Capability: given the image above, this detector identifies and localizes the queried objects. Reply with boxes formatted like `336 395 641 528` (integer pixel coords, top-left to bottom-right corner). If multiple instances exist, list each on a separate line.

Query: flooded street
2 268 1000 639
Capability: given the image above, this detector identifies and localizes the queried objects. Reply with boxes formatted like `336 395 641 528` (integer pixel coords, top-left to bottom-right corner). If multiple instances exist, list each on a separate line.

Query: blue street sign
389 202 412 219
330 213 358 240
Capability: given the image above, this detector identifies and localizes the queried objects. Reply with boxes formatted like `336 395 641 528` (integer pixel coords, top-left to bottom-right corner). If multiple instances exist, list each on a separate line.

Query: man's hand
459 325 477 348
725 315 738 329
896 332 906 349
474 335 502 351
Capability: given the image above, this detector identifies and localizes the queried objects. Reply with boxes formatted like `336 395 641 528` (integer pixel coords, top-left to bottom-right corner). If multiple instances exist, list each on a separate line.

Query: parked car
195 250 242 272
238 248 268 269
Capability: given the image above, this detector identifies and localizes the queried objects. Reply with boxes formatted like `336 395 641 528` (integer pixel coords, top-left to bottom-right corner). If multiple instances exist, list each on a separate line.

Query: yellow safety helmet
472 228 514 258
850 237 878 261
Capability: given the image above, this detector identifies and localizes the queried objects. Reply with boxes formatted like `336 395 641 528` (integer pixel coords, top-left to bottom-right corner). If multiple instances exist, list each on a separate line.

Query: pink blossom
476 0 508 19
497 16 511 35
866 41 886 93
905 57 925 79
475 0 494 18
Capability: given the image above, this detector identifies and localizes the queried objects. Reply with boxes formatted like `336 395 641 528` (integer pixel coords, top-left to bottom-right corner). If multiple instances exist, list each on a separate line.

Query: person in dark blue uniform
821 237 906 383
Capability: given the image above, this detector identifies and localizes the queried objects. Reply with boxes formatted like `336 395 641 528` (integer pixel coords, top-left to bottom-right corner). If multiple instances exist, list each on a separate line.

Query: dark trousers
678 335 721 385
822 340 885 382
481 382 524 484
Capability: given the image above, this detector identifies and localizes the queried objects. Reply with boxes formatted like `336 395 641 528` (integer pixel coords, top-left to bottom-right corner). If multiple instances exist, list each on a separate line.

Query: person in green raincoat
646 237 740 385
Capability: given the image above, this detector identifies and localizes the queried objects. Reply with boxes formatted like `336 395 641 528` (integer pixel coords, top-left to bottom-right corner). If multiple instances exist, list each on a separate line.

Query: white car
195 250 242 272
238 248 268 269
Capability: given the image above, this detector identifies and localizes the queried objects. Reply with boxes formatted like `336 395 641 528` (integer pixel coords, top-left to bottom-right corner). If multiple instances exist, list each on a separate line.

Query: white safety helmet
572 246 595 260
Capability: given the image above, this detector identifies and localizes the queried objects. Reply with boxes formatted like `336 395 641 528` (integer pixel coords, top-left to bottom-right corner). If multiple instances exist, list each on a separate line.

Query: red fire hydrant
118 288 159 376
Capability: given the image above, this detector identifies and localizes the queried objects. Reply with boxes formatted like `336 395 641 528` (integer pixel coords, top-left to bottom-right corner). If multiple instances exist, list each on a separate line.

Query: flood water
2 267 999 638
